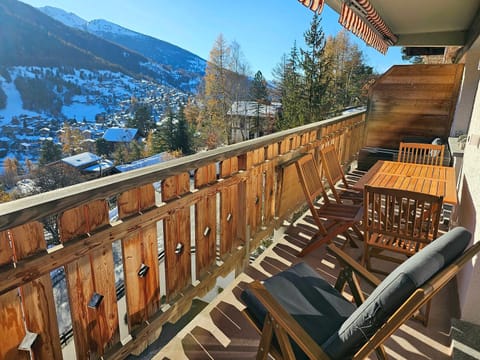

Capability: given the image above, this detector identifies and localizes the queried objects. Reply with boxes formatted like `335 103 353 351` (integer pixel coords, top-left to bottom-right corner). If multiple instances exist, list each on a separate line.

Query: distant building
227 101 281 143
61 152 114 177
102 127 139 143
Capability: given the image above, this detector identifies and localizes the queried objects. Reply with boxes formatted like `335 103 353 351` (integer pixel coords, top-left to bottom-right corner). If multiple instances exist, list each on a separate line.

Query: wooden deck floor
152 173 457 360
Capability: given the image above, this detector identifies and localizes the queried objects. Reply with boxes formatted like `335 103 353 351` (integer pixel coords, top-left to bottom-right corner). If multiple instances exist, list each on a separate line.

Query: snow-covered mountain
39 6 206 82
39 5 87 30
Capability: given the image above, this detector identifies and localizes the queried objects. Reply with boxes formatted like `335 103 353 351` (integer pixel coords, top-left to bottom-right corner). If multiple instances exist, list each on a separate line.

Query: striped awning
298 0 324 13
297 0 397 54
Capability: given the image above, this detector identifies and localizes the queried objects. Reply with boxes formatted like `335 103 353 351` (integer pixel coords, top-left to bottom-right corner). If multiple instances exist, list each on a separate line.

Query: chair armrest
248 281 331 360
327 244 381 288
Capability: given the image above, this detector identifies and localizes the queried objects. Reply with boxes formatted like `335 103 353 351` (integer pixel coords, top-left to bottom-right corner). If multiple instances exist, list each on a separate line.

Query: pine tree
175 106 194 155
250 70 269 138
301 13 331 121
127 104 154 137
39 140 62 165
279 42 304 130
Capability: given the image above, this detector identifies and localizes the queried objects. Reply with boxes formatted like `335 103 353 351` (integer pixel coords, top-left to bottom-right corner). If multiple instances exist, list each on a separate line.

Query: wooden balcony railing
0 110 366 359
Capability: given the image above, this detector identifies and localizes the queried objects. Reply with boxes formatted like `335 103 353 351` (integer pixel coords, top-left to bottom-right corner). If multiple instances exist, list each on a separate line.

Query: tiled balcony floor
150 208 457 360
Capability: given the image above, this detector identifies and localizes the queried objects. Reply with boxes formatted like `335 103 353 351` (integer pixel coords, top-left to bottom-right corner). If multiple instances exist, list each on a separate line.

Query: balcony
2 61 480 359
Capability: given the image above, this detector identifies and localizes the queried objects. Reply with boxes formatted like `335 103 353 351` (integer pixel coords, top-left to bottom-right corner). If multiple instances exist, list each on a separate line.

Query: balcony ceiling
325 0 480 47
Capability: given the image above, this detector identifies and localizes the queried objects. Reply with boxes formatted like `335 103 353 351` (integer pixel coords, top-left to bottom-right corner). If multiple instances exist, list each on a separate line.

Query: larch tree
204 34 231 147
3 157 18 188
324 30 375 109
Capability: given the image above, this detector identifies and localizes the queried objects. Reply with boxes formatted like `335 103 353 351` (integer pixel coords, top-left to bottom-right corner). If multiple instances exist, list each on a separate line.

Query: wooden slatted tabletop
353 160 457 205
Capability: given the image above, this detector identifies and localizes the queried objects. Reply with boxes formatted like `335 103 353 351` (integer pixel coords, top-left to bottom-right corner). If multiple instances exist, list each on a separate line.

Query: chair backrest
398 142 445 165
320 144 346 185
364 185 443 246
320 144 349 203
323 226 475 359
295 153 330 229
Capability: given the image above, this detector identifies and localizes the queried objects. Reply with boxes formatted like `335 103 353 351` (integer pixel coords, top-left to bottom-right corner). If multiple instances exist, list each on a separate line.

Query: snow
115 152 172 172
39 6 87 30
0 74 40 125
61 152 101 167
87 19 142 38
62 102 105 122
103 127 138 142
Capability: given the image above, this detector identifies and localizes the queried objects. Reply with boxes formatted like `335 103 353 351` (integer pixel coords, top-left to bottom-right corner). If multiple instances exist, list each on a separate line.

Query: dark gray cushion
323 226 471 359
241 262 356 359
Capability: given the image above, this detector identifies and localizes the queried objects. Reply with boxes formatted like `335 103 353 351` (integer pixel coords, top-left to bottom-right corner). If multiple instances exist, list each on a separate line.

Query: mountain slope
39 6 206 90
1 0 202 91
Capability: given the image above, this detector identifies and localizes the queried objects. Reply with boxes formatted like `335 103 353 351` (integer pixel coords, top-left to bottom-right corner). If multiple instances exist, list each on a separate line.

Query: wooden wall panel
366 64 464 149
11 222 62 360
118 185 160 332
194 164 217 279
162 174 191 300
59 200 119 359
0 230 28 360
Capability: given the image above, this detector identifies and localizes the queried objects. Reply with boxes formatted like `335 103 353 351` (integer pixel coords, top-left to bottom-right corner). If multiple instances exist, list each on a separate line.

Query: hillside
39 6 206 92
1 0 205 91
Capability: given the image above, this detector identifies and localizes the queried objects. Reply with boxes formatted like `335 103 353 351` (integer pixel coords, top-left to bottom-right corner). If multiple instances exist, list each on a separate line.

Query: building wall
456 39 480 325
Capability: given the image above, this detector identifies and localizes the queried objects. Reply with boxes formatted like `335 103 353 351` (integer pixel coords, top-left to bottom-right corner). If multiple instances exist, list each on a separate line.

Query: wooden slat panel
163 173 191 300
264 162 275 225
194 165 217 279
366 64 464 149
162 173 190 202
220 157 240 256
10 222 62 360
118 185 160 331
0 230 28 360
60 200 119 359
164 208 191 299
247 165 263 234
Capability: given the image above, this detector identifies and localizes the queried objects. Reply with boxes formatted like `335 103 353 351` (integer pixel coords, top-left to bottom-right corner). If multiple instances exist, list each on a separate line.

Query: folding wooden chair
295 153 363 256
320 144 363 204
363 185 443 273
397 142 445 165
242 227 476 360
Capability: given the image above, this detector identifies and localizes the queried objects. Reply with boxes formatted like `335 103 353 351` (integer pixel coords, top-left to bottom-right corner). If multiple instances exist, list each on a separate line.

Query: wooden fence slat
0 230 28 360
164 208 191 299
118 185 160 333
264 162 276 225
163 174 191 300
11 222 63 360
60 200 119 359
194 165 217 279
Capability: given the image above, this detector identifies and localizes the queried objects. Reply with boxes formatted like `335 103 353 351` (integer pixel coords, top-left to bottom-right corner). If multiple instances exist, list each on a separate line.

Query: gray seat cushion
323 226 471 359
241 262 356 359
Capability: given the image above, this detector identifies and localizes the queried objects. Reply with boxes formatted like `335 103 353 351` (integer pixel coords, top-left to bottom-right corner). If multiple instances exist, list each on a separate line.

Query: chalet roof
227 101 281 117
115 152 173 172
103 127 138 142
62 152 101 168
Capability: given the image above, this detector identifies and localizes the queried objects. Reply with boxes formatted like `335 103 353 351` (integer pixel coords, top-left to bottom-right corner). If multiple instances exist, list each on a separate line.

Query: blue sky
20 0 409 79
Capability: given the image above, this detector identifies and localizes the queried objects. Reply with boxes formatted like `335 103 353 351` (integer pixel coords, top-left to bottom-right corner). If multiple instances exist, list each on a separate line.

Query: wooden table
353 160 457 205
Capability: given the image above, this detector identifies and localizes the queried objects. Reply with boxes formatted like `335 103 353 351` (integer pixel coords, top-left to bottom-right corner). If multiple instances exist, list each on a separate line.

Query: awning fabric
297 0 397 54
298 0 324 13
